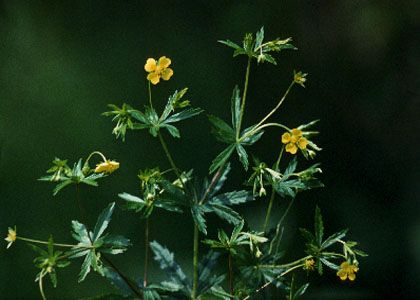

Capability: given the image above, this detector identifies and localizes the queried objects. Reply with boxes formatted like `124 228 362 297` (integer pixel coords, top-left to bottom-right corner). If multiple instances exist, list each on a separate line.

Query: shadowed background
0 1 419 299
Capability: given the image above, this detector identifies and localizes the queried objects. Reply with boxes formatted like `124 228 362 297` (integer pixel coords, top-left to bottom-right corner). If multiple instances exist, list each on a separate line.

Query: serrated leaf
320 257 339 270
209 144 236 174
209 203 242 225
321 229 348 249
208 115 235 144
149 241 190 294
208 190 253 206
230 86 241 131
103 266 137 296
92 202 115 241
165 108 203 123
163 124 181 138
284 157 298 176
236 144 249 170
192 205 207 235
78 251 94 282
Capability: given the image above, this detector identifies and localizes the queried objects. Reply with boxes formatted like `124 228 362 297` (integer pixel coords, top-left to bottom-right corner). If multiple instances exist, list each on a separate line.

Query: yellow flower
337 261 359 281
94 160 120 174
5 227 17 249
282 128 308 154
144 56 174 85
303 258 315 271
294 71 307 87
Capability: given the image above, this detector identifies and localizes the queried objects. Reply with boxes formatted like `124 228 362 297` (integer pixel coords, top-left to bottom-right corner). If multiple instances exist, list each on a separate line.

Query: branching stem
236 57 252 139
192 224 199 300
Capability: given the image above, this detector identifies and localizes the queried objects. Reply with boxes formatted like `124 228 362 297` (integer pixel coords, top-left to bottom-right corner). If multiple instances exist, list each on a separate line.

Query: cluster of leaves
103 88 203 141
38 157 105 195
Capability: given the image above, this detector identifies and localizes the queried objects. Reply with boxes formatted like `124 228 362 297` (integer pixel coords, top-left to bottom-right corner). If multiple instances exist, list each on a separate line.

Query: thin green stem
148 81 153 109
240 81 295 142
262 146 284 233
192 224 199 300
258 255 312 269
39 271 47 300
236 57 252 139
158 132 184 188
84 151 107 166
17 237 75 248
228 253 234 298
143 217 150 287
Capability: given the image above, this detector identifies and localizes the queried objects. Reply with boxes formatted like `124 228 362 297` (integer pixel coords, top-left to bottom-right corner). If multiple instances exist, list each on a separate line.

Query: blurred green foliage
1 1 419 299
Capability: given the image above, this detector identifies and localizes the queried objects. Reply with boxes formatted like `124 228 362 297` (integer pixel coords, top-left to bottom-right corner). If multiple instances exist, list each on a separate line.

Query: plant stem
236 57 252 139
240 81 295 142
228 253 234 298
148 81 153 109
262 146 284 233
143 217 150 287
17 237 75 248
191 224 199 300
39 271 47 300
158 132 185 189
103 255 143 298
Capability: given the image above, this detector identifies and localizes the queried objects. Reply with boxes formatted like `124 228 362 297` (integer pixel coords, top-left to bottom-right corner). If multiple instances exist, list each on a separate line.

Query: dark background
1 1 419 299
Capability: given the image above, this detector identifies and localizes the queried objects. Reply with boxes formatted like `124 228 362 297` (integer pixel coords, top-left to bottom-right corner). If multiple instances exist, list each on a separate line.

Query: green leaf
192 205 207 235
92 202 115 241
149 241 190 294
208 190 253 206
103 266 137 297
254 27 264 51
321 229 348 249
314 206 324 247
208 115 235 144
236 144 249 170
161 88 189 121
165 108 204 123
162 124 181 138
78 251 94 282
230 86 241 130
320 258 339 270
209 144 236 174
208 203 242 225
284 157 298 176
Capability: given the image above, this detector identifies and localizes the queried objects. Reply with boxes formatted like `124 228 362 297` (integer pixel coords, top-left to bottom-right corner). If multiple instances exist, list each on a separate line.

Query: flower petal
144 58 157 72
161 68 173 81
348 272 356 281
147 72 160 85
285 143 298 154
158 56 171 69
297 137 308 149
281 132 291 144
291 128 302 137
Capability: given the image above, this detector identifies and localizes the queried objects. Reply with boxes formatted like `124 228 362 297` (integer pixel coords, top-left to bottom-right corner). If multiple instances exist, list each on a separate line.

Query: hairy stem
262 146 284 233
17 237 75 248
158 132 185 189
240 81 295 142
236 57 252 139
143 217 150 287
148 81 153 109
39 271 47 300
192 224 199 300
228 252 234 298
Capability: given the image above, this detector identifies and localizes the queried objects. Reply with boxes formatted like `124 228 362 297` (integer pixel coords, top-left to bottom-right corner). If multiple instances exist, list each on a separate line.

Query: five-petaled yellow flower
94 160 120 174
144 56 174 85
337 261 359 281
5 227 17 249
281 128 308 154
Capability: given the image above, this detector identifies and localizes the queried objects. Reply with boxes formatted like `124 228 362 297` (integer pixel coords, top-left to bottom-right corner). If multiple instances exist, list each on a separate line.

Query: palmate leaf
192 205 208 235
314 206 324 247
208 190 253 206
164 107 204 124
207 163 231 199
208 115 235 144
207 203 242 225
68 202 130 282
149 241 191 295
231 86 241 131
